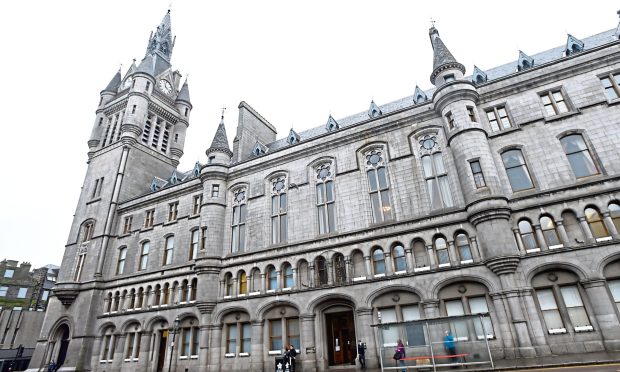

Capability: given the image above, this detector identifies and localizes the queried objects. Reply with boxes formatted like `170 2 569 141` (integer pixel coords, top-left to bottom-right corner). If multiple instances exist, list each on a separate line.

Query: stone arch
96 321 116 335
215 306 253 323
597 252 620 278
526 262 588 283
432 274 497 298
307 292 358 314
146 315 169 331
365 284 424 306
48 317 73 340
120 318 141 332
257 300 300 321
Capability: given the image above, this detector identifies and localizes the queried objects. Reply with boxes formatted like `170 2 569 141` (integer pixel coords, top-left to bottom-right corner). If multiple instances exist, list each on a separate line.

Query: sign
305 346 316 354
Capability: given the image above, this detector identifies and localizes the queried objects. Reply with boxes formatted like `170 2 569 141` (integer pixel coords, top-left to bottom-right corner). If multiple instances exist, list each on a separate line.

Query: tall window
74 251 86 281
192 195 202 215
241 323 251 354
609 203 620 233
82 221 94 243
455 233 473 262
168 202 178 222
271 177 288 244
585 207 609 239
560 134 599 178
392 244 407 272
283 263 293 289
100 329 116 361
445 111 455 129
421 150 453 209
365 149 393 222
123 216 133 234
224 273 233 296
333 254 346 284
226 324 237 353
440 283 495 341
124 330 141 360
239 271 248 295
316 164 336 234
468 297 494 339
139 242 149 270
144 210 155 228
211 184 220 198
189 230 199 260
372 248 386 275
434 237 450 266
287 318 300 350
231 189 247 253
470 160 486 188
116 247 127 275
413 239 429 269
190 278 197 301
502 149 534 192
486 106 512 132
180 326 199 357
518 220 538 251
315 257 328 286
163 236 174 265
267 266 277 291
269 320 282 351
540 216 562 247
601 72 620 100
607 279 620 313
466 106 477 122
541 89 570 116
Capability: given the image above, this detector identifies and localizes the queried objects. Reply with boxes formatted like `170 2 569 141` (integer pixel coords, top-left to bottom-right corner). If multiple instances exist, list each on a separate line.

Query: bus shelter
372 314 494 371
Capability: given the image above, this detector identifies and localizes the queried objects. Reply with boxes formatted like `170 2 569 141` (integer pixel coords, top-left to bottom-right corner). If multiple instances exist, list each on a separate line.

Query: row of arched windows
103 278 197 314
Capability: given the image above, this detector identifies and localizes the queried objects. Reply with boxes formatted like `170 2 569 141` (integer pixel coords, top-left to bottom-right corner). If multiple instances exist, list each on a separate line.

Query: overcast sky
1 1 618 268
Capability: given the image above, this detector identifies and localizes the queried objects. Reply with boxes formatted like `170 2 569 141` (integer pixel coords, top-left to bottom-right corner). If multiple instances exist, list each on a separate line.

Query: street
504 363 620 371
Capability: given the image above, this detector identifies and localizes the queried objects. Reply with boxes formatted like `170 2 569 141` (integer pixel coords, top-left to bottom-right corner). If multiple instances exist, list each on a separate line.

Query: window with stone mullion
422 153 453 209
316 180 336 234
560 134 599 179
231 204 246 253
271 193 288 244
367 167 392 222
601 73 620 100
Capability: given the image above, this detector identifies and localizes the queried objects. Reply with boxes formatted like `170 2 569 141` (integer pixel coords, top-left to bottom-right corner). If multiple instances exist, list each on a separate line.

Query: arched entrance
47 323 70 368
323 303 357 366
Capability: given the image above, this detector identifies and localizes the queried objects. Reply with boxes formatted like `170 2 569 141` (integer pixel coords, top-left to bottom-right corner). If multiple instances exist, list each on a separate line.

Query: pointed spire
176 78 191 104
103 68 122 92
368 100 382 118
137 53 156 76
472 65 488 85
429 26 465 85
517 50 534 71
326 115 340 132
413 86 428 104
615 10 620 39
565 34 584 56
206 114 233 157
287 128 301 145
145 10 175 62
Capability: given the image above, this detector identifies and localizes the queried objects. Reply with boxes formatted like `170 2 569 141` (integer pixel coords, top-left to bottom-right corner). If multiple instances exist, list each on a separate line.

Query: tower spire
206 114 233 158
429 26 465 85
145 10 175 62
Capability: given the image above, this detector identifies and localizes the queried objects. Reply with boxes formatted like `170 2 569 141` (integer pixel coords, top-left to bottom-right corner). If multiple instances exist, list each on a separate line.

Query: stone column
136 332 152 372
247 273 254 293
405 248 414 273
112 334 125 370
603 212 620 239
512 228 526 254
364 256 372 278
470 236 482 262
521 289 551 356
308 264 315 287
250 320 264 372
533 224 548 251
261 273 267 292
356 308 378 369
327 262 334 285
448 241 459 265
91 336 103 369
291 267 298 289
232 278 238 297
208 325 223 372
578 217 596 243
488 293 515 353
581 278 620 350
555 219 571 247
299 314 317 371
384 252 393 275
426 245 437 268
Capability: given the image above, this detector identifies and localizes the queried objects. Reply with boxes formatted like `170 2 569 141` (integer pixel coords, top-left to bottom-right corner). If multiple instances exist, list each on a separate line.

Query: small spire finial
221 106 226 120
430 18 435 28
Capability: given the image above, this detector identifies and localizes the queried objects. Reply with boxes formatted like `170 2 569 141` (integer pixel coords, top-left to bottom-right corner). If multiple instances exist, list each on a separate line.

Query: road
504 363 620 371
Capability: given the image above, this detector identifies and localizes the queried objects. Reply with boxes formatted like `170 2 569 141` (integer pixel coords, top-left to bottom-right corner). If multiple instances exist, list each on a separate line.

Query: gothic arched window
455 233 473 262
365 149 393 222
231 188 247 253
540 216 562 248
518 219 538 251
585 207 609 239
372 247 386 275
392 244 407 272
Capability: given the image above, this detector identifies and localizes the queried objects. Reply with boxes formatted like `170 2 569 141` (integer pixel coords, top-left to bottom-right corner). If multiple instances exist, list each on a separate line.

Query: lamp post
167 316 180 372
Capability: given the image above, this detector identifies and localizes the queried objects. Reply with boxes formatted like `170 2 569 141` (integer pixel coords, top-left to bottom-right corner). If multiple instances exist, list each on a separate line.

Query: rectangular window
208 156 215 164
227 324 237 354
125 333 135 359
241 323 251 354
444 74 455 82
470 160 486 188
445 299 468 340
445 112 455 129
287 318 300 350
486 106 512 132
468 296 494 339
402 305 426 346
540 89 570 116
168 202 178 222
211 184 220 198
4 269 14 278
191 327 199 356
131 105 136 114
316 181 336 234
560 285 591 328
41 290 49 301
189 230 199 260
422 153 453 209
502 149 534 192
269 320 282 351
367 165 393 223
201 227 208 250
600 73 620 100
466 106 477 122
144 210 155 228
231 204 247 253
163 236 174 265
74 253 86 281
379 307 398 347
560 134 599 179
271 193 288 244
17 287 28 299
609 280 620 313
116 247 127 275
145 81 150 91
123 216 133 234
0 287 7 297
139 242 149 270
82 222 94 243
192 195 202 215
536 288 565 331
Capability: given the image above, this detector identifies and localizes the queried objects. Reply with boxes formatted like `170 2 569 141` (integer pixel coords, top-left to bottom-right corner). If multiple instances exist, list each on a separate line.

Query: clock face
159 79 172 95
122 78 132 89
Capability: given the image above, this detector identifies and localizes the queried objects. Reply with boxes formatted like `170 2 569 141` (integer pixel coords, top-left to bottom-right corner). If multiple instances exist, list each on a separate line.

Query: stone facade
27 9 620 372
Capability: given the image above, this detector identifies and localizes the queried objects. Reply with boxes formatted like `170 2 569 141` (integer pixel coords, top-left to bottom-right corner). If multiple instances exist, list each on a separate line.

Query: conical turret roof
103 68 122 92
429 27 465 84
206 116 233 157
176 79 191 105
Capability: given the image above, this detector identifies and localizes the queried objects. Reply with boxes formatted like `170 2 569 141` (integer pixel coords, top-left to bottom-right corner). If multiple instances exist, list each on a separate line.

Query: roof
103 69 121 92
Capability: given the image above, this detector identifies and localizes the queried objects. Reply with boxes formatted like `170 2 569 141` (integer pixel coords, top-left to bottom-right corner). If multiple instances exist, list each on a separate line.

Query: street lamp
167 316 180 372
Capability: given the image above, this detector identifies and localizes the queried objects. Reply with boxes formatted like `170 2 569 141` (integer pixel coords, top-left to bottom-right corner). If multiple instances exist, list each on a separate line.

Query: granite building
27 9 620 372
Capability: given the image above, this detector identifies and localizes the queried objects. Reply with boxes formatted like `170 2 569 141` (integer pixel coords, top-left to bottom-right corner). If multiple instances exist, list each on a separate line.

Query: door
157 330 168 372
325 310 356 366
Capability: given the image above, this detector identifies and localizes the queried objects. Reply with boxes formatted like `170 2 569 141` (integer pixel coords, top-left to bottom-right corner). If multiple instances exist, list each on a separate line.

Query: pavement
501 363 620 371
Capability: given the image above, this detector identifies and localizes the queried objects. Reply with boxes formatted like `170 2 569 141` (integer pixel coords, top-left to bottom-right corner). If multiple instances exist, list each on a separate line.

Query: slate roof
104 69 121 92
149 162 201 192
176 80 191 104
207 117 233 156
429 27 465 84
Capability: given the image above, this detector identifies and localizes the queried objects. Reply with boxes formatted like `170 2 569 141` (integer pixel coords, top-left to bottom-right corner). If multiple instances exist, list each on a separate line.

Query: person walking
394 339 406 372
47 360 57 372
357 340 366 369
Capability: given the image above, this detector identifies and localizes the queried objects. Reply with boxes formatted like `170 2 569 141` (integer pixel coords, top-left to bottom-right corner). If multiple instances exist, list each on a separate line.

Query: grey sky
1 0 618 268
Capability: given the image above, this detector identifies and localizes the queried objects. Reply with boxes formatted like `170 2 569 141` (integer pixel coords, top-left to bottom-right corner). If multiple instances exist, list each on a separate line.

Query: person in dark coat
284 344 297 371
357 340 367 369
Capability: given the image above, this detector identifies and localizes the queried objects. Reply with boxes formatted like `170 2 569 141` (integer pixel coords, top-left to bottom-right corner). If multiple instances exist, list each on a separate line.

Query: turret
88 69 121 155
429 27 466 86
171 79 192 166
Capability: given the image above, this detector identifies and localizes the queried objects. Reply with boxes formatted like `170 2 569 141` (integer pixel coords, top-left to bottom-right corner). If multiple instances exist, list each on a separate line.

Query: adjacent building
27 9 620 372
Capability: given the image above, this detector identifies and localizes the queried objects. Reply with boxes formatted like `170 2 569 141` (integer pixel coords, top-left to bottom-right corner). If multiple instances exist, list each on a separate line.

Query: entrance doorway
156 330 168 372
325 310 356 366
55 324 70 369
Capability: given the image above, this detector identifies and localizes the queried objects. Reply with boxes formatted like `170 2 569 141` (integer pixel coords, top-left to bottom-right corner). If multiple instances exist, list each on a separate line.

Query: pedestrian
284 344 297 372
444 330 457 363
357 340 366 369
394 339 406 372
48 360 57 372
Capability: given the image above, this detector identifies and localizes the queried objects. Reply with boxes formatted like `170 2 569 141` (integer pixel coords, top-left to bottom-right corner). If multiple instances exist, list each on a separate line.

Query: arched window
372 248 386 275
421 152 453 209
271 177 288 244
315 257 328 286
113 291 120 312
163 236 174 266
81 221 94 243
298 260 310 289
251 269 261 292
239 271 248 295
333 254 346 285
413 239 429 269
190 278 197 301
561 210 584 244
162 283 170 305
181 280 189 302
267 266 277 291
392 244 407 272
116 247 127 275
100 326 116 362
139 241 149 271
365 149 393 222
154 284 161 306
282 264 293 289
533 270 592 333
434 237 450 266
585 207 609 239
123 323 142 360
231 188 247 253
609 203 620 233
351 250 365 278
518 219 538 251
455 233 473 262
136 287 144 309
128 289 136 309
189 229 199 260
502 149 534 192
105 292 113 313
224 273 233 297
316 163 336 234
540 216 562 248
560 134 599 179
170 282 178 304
